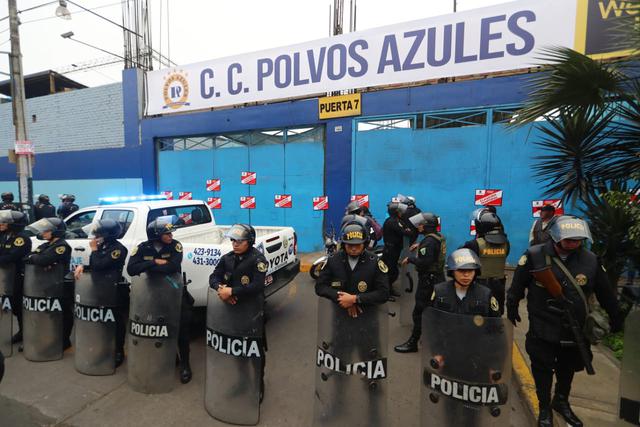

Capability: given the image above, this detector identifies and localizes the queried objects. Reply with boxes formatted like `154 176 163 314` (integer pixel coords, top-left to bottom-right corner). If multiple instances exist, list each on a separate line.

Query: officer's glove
507 305 521 326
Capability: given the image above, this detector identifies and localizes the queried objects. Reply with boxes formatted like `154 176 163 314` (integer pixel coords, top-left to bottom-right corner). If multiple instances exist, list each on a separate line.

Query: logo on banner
162 70 190 110
240 196 256 209
241 172 257 185
206 179 221 191
350 194 370 208
274 194 292 208
162 191 174 200
313 196 329 211
178 192 192 200
475 189 503 206
207 197 222 209
532 199 564 217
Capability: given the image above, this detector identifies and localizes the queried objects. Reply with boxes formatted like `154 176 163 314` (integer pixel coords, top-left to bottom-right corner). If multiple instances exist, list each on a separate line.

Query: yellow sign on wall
575 0 638 59
318 93 362 119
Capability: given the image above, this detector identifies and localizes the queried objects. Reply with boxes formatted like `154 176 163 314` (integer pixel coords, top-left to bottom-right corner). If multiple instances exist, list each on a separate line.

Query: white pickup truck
33 199 299 306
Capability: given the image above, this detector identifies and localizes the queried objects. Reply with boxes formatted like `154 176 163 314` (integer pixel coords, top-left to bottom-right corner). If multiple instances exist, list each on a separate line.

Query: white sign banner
146 0 576 115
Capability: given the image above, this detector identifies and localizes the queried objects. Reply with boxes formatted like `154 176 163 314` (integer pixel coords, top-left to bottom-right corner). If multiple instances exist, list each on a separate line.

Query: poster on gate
207 197 222 209
240 196 256 209
474 189 503 206
313 196 329 211
532 199 563 217
162 191 174 200
437 216 441 233
179 192 192 200
274 194 292 208
350 194 369 208
206 179 221 191
241 172 257 185
470 219 476 236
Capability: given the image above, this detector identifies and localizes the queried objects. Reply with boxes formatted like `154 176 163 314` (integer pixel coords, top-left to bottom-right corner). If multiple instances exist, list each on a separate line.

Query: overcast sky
0 0 513 87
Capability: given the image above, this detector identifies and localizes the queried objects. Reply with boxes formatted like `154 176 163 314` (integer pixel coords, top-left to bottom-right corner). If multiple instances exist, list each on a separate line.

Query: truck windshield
147 205 211 229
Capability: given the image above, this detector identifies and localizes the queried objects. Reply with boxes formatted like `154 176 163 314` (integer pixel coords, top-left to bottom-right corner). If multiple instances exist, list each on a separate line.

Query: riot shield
127 272 183 394
205 287 264 425
399 236 417 326
619 310 640 426
313 297 389 427
74 270 119 376
421 307 513 426
0 264 15 357
22 264 65 362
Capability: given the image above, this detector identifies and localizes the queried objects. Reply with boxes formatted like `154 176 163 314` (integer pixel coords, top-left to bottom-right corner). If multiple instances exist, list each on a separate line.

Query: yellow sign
318 93 361 119
575 0 638 59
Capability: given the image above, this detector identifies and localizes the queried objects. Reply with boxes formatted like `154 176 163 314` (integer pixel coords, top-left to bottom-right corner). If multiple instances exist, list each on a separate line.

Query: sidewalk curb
300 261 312 273
512 340 539 422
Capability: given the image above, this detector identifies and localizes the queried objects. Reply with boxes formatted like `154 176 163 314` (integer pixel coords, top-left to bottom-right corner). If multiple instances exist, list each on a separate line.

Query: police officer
208 223 268 401
57 194 79 219
74 219 128 366
24 218 73 349
0 211 32 343
33 195 56 221
0 193 19 211
345 202 379 248
396 194 421 240
463 210 510 315
395 212 446 353
316 220 389 315
529 204 556 246
126 218 193 383
431 248 500 316
381 202 412 296
507 216 621 427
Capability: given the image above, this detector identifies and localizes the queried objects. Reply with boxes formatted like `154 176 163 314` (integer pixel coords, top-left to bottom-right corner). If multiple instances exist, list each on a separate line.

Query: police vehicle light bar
98 194 168 204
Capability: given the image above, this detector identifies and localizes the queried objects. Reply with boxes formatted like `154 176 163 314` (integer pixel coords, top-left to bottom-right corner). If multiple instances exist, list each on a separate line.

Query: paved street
0 274 530 426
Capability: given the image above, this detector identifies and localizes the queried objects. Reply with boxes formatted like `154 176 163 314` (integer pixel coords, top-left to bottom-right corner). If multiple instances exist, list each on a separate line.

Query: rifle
531 267 595 375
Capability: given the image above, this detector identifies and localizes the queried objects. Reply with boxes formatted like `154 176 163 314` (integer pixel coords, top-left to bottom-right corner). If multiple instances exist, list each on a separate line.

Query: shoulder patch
491 297 499 312
111 249 121 260
13 237 24 247
131 246 138 256
257 262 268 273
55 245 66 255
419 247 426 256
378 259 388 273
518 255 528 266
175 242 183 253
431 291 436 301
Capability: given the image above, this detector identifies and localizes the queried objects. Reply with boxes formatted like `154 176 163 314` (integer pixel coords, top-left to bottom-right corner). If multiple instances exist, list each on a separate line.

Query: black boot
394 335 418 353
114 351 125 368
179 359 192 384
552 395 583 427
537 407 553 427
11 331 22 344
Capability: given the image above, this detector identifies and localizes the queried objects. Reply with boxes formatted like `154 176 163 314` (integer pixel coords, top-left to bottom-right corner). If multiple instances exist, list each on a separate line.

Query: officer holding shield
381 202 412 295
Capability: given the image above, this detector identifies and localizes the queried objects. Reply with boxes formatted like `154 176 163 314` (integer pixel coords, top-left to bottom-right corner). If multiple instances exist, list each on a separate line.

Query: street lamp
55 0 72 20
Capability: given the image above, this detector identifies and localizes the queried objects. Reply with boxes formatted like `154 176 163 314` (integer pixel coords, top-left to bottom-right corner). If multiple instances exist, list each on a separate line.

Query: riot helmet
27 217 66 240
345 201 362 215
1 192 14 203
61 194 76 203
147 215 177 240
225 223 256 245
549 215 592 243
340 214 368 229
37 194 50 204
409 212 438 232
0 210 27 231
446 248 482 277
340 221 369 245
474 211 506 244
93 219 122 241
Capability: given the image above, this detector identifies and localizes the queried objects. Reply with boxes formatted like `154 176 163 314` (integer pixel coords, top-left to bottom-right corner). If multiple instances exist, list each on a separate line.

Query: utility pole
8 0 33 216
453 0 457 12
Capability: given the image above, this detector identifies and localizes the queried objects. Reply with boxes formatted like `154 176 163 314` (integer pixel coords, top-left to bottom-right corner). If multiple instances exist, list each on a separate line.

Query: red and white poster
207 197 222 209
313 196 329 211
475 189 503 206
162 191 173 200
206 179 221 191
241 171 257 185
274 194 292 208
179 213 192 224
532 199 564 217
350 194 370 208
437 217 441 233
178 192 192 200
470 219 477 236
240 196 256 209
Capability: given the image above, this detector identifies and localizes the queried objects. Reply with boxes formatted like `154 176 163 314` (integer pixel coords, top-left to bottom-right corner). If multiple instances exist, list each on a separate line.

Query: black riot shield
313 297 389 427
205 287 264 425
0 264 15 357
74 270 120 376
399 236 417 326
619 310 640 426
127 272 183 394
22 264 65 362
421 308 513 426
